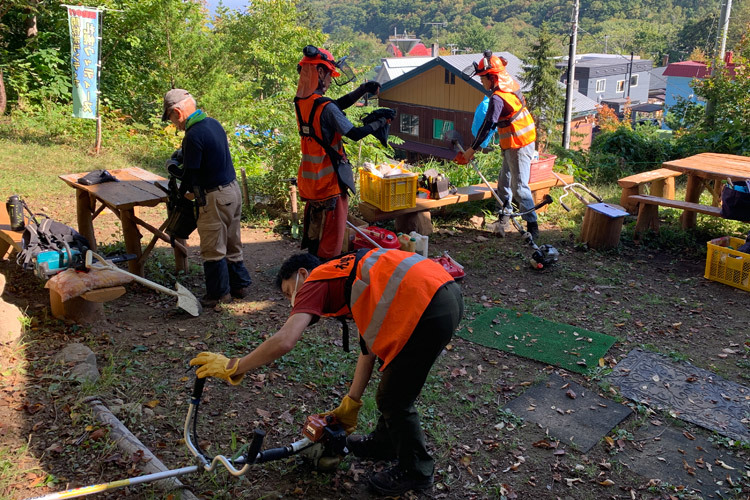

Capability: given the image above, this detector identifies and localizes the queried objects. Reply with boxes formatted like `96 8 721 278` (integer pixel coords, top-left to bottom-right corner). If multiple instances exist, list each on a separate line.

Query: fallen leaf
566 389 577 399
598 479 615 486
715 459 735 470
89 428 107 441
683 431 695 440
144 400 160 409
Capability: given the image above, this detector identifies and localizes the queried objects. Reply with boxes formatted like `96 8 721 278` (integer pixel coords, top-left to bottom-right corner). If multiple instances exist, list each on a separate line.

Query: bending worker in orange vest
456 51 539 238
190 249 464 495
294 45 393 259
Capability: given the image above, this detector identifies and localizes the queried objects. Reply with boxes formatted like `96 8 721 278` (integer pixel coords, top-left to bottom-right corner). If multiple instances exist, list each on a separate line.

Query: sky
205 0 247 16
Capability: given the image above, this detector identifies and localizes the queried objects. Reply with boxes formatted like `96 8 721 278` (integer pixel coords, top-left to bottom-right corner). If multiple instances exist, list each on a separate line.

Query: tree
521 25 564 151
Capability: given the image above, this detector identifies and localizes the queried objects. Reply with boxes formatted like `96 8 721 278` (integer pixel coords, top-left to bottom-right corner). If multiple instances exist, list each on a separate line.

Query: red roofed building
663 52 736 109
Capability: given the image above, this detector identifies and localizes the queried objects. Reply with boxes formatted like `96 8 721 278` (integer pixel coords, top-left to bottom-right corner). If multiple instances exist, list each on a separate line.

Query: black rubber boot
526 221 539 239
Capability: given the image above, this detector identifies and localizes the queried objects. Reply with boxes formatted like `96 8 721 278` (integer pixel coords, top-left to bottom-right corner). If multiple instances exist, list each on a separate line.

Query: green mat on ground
457 307 616 374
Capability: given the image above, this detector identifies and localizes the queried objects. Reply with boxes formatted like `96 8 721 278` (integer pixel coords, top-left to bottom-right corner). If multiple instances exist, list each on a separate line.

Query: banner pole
94 9 103 154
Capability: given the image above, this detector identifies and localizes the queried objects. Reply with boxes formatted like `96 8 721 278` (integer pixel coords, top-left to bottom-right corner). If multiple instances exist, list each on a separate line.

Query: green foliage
668 33 750 157
521 24 564 151
665 97 704 131
591 127 674 174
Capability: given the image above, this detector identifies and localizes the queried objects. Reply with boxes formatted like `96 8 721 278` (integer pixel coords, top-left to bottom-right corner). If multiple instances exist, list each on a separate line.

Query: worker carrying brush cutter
456 51 539 238
161 89 252 308
294 45 395 259
190 249 464 495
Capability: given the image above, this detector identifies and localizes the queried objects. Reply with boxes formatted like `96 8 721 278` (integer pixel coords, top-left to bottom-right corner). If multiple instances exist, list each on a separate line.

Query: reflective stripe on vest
295 95 344 201
493 89 536 150
350 249 454 370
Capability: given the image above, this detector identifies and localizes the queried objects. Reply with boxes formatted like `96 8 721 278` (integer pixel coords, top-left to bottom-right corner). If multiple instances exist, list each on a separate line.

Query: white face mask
290 272 302 307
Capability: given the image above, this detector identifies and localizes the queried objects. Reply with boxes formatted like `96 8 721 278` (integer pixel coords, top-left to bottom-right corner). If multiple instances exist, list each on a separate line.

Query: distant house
556 54 653 115
374 57 434 85
662 54 737 112
379 52 598 161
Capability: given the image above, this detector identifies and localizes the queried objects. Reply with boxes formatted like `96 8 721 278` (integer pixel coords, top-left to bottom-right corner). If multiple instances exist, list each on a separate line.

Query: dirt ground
1 204 749 500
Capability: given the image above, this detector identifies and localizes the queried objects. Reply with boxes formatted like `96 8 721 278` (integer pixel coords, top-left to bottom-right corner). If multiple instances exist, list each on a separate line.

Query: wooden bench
618 168 683 214
0 209 24 260
629 194 722 239
358 174 574 235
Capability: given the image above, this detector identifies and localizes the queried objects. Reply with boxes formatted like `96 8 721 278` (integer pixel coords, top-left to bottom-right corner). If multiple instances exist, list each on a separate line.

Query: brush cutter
552 172 602 211
85 250 202 317
445 131 559 270
25 376 348 500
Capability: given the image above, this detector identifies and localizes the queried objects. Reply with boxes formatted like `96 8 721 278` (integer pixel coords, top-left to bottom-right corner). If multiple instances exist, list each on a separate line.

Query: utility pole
562 0 579 150
626 51 634 98
425 22 446 47
717 0 733 58
706 0 732 126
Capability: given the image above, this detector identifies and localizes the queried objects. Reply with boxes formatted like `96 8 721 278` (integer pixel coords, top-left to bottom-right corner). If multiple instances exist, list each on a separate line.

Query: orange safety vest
493 88 536 150
294 94 345 201
306 249 454 370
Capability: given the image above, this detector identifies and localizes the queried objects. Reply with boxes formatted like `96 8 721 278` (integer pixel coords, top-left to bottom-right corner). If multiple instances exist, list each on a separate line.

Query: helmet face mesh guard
462 50 504 81
300 45 355 86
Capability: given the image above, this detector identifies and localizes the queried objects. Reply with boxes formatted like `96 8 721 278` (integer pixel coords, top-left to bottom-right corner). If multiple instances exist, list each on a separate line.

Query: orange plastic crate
704 236 750 292
359 168 417 212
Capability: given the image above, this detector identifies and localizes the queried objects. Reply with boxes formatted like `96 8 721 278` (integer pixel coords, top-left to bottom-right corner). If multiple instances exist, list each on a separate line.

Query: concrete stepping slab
503 373 632 453
607 348 750 442
619 423 748 498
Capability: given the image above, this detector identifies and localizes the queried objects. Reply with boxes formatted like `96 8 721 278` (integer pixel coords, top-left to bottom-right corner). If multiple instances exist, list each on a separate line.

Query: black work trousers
372 281 464 477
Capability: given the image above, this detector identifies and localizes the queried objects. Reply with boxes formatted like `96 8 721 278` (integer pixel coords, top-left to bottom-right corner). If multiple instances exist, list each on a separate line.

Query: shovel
85 250 202 317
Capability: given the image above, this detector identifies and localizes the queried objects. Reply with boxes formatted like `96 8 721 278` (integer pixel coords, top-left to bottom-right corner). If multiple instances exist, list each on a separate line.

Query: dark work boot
526 221 539 240
369 465 434 496
346 433 397 461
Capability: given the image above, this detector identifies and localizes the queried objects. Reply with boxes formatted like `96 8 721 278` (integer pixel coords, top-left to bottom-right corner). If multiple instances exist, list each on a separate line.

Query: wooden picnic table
661 153 750 229
59 167 187 277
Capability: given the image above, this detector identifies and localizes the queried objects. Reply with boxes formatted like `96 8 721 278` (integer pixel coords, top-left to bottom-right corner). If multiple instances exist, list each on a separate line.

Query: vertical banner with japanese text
67 6 101 119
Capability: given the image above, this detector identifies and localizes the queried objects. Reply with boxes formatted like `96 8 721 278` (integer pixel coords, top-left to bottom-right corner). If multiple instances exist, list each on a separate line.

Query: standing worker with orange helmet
294 45 395 259
456 51 539 238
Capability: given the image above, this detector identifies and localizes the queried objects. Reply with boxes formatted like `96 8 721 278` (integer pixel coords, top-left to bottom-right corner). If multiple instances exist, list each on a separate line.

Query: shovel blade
175 283 202 316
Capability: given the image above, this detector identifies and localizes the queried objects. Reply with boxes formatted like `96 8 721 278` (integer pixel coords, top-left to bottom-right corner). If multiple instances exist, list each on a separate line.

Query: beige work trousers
197 180 244 262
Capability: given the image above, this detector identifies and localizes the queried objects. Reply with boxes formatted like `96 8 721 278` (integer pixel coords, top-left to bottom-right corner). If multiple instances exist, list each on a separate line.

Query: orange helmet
474 50 508 77
298 45 340 77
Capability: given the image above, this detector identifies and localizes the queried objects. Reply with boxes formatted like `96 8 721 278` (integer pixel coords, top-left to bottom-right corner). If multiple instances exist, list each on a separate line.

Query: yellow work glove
189 352 244 386
322 395 363 434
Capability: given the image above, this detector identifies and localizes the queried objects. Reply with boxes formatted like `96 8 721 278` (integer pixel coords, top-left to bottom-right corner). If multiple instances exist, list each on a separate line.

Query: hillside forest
0 0 749 206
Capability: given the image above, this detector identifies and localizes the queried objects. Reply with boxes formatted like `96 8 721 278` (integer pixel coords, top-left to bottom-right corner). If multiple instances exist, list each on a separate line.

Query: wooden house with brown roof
378 52 598 160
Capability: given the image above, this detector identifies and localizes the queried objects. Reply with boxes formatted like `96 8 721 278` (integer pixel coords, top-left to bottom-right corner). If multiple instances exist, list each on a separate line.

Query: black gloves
362 108 396 148
360 81 381 96
362 108 396 125
166 148 185 179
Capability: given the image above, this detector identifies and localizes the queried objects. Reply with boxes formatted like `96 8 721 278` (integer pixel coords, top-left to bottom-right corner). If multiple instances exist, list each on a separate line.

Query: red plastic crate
528 153 557 184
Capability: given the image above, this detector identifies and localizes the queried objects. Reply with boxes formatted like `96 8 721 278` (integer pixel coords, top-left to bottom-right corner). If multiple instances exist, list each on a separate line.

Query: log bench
357 174 574 235
629 194 722 239
618 168 683 214
0 208 24 260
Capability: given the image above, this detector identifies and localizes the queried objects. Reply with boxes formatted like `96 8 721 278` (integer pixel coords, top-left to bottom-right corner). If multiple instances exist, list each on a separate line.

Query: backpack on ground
17 217 91 278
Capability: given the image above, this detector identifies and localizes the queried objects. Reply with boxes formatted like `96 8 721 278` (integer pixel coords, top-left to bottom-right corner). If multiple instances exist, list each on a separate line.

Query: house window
595 79 606 93
630 74 639 87
616 80 625 92
400 113 419 136
444 69 455 84
433 119 454 140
